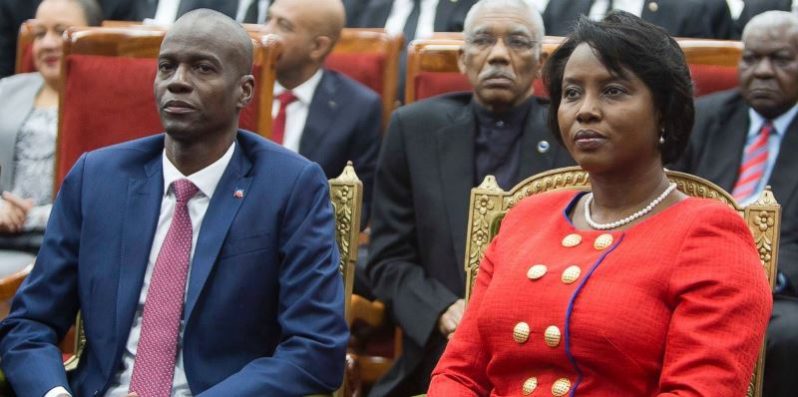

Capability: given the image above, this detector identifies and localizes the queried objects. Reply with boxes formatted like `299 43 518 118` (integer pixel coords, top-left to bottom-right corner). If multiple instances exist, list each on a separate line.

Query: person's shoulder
694 88 742 112
323 69 381 104
675 197 749 231
236 129 316 171
504 189 580 225
0 72 42 91
81 134 165 166
396 92 473 117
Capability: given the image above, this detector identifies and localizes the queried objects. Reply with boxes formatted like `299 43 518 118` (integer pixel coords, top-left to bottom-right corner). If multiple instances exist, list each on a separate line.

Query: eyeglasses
465 34 538 52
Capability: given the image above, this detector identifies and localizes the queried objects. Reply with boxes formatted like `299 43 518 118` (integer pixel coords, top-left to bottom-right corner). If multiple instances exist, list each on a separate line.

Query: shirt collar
274 69 324 105
748 103 798 138
162 141 236 199
472 96 532 128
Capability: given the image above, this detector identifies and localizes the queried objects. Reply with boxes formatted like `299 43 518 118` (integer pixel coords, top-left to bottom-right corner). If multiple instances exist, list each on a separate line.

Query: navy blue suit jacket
0 131 348 396
299 70 381 225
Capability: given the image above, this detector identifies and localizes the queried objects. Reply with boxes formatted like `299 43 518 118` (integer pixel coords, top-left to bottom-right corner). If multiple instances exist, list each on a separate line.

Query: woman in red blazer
428 8 772 397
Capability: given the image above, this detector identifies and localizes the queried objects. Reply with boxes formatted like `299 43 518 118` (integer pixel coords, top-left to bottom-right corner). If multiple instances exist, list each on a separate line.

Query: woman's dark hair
542 11 693 164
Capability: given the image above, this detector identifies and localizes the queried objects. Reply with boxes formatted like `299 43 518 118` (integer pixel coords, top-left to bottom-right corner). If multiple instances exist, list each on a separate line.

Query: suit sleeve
427 242 496 396
366 112 460 349
657 205 772 396
350 92 382 228
198 162 348 396
0 155 86 397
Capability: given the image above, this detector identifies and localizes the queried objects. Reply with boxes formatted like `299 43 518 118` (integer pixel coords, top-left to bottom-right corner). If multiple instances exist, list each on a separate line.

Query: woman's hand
0 192 34 233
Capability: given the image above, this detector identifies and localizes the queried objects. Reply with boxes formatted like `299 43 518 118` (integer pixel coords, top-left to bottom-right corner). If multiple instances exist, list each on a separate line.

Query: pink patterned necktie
129 179 199 397
731 121 772 202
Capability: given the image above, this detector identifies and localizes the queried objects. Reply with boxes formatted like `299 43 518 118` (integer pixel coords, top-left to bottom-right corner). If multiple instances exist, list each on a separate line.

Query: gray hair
463 0 545 40
742 10 798 41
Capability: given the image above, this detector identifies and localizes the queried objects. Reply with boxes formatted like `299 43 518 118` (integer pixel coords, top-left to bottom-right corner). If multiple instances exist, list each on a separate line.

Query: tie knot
761 121 774 136
172 179 199 203
278 91 298 107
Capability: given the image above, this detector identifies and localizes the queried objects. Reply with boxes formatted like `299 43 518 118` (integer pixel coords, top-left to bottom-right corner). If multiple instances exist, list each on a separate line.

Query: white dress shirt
588 0 644 20
272 69 323 153
150 0 181 24
726 0 745 20
45 143 236 397
384 0 440 40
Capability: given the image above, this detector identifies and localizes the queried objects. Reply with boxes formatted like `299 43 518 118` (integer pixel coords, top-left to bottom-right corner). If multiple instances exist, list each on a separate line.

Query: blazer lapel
517 99 558 180
183 141 253 321
707 99 749 191
299 71 337 160
435 105 475 281
115 153 164 348
433 0 456 31
768 115 798 204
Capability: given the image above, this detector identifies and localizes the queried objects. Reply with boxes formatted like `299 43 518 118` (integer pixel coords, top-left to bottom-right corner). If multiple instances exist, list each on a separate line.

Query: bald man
263 0 381 227
0 9 347 397
673 11 798 397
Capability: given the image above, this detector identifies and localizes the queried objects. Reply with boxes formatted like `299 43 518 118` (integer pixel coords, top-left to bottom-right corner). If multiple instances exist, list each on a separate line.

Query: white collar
274 69 324 104
161 141 236 199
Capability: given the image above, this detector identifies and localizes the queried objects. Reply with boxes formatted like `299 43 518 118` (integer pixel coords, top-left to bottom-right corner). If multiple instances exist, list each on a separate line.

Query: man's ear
457 46 466 74
536 50 549 78
310 35 333 63
238 74 255 109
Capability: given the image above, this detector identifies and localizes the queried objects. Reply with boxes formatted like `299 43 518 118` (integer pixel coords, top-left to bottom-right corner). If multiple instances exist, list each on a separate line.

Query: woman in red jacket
428 10 773 397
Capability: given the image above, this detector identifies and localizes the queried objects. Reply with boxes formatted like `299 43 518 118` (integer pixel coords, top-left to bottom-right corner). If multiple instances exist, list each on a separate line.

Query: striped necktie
731 121 773 203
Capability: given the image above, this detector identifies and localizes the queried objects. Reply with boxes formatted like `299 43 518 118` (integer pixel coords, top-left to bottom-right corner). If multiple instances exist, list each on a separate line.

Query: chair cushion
326 52 384 95
690 64 739 97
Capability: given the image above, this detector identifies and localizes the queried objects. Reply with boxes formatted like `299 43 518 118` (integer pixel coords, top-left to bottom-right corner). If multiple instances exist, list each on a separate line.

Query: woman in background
428 11 772 396
0 0 101 253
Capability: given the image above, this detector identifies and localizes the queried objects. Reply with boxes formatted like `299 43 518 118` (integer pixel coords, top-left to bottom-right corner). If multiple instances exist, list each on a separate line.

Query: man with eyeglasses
365 0 573 395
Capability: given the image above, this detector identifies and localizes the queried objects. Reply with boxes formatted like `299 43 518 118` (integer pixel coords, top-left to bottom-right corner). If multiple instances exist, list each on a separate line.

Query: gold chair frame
464 166 780 397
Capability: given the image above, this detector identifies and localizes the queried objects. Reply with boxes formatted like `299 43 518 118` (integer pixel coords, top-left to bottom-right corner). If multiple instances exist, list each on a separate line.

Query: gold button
552 378 571 396
561 265 581 284
562 233 582 247
648 1 658 12
527 264 548 280
594 233 614 250
544 325 561 347
522 377 538 395
513 322 530 344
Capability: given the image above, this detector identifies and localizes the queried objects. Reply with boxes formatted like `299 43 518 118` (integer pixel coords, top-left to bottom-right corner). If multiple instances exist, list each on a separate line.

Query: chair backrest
680 39 742 96
55 27 281 188
15 21 36 74
405 37 743 103
463 166 780 397
325 28 403 131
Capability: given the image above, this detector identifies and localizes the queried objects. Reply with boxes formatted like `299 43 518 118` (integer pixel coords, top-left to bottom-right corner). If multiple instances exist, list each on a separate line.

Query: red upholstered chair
55 27 281 188
325 28 402 131
678 38 743 97
15 21 36 74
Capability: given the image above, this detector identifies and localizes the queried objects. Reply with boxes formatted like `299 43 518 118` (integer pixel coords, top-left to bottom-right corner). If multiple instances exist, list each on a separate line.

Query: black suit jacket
672 89 798 292
543 0 733 39
366 93 574 396
348 0 476 32
0 0 40 78
735 0 791 38
299 69 382 225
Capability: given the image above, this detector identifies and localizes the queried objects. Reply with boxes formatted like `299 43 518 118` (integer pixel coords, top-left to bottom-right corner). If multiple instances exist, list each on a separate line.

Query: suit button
544 325 561 347
561 265 581 284
552 378 571 396
562 233 582 247
594 233 614 250
522 377 538 395
513 322 531 344
527 264 548 280
648 1 659 12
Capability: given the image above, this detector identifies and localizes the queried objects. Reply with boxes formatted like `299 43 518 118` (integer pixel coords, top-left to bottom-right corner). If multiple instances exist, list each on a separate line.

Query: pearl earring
659 128 665 145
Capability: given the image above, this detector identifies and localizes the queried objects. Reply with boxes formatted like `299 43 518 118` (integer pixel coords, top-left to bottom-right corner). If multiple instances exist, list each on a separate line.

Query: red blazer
429 190 772 396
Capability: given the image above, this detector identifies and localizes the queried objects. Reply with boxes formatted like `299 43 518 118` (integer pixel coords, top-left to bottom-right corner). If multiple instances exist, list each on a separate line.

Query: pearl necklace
584 183 678 230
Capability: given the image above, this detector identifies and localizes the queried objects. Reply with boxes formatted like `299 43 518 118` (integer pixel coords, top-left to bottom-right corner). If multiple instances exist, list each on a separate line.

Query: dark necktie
731 121 773 203
129 179 199 397
272 91 298 145
403 0 422 43
243 0 259 23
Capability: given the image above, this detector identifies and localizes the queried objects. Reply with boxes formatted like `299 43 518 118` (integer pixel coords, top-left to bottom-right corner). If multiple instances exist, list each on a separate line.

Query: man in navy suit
262 0 381 225
0 9 347 397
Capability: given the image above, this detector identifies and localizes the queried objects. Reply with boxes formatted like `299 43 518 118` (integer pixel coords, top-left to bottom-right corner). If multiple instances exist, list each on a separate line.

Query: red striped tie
731 121 772 202
272 91 297 145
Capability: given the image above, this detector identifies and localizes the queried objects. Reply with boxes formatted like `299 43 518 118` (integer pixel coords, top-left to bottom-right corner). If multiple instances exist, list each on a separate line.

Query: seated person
0 9 347 397
0 0 100 253
365 1 573 395
262 0 381 226
428 11 772 396
673 11 798 397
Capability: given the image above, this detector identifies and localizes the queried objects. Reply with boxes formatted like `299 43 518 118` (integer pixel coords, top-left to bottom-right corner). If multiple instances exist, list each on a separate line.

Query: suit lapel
768 115 798 204
517 99 558 180
434 0 456 31
435 105 475 280
299 71 337 160
184 141 253 321
115 152 164 348
364 0 394 27
707 98 749 191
